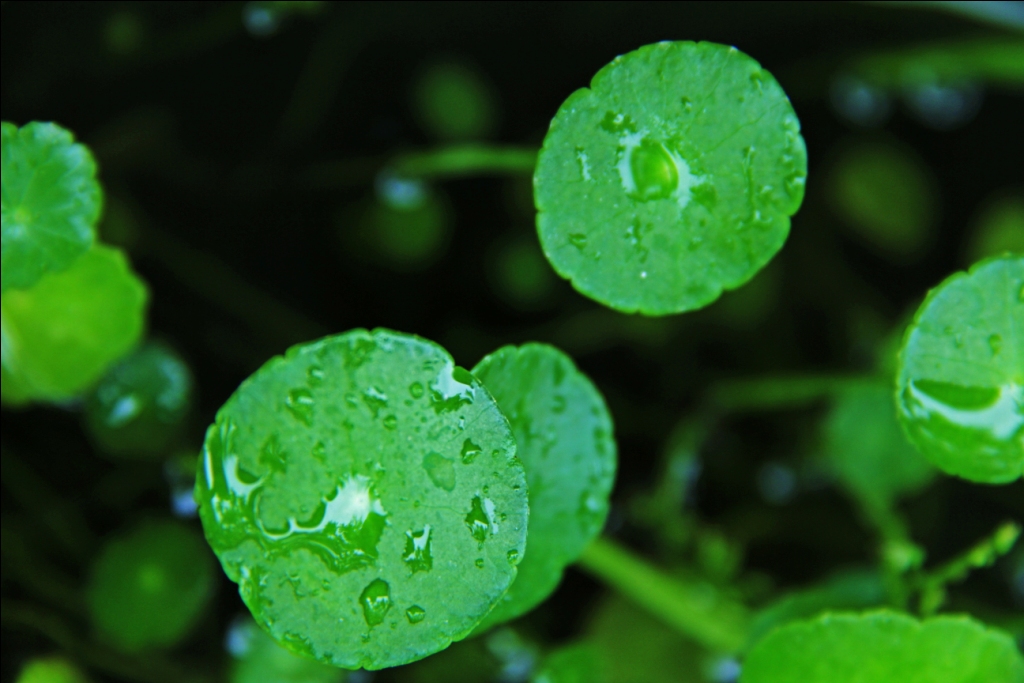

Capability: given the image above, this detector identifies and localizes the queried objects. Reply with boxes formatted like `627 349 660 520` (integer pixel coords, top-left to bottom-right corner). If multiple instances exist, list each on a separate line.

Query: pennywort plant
2 24 1021 683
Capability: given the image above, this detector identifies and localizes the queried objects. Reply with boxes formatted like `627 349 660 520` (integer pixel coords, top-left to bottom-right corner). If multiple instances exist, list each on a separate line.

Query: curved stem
576 536 750 653
390 144 538 179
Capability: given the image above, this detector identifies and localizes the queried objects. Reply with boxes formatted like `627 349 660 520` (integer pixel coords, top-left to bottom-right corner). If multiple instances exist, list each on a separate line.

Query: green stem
708 374 877 412
390 144 538 179
576 536 750 653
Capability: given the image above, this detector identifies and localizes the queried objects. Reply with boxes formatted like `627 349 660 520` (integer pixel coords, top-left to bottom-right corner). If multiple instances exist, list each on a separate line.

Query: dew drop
423 452 456 491
383 414 398 430
681 96 693 113
552 395 566 414
640 271 648 279
285 388 314 426
461 438 483 464
627 139 679 201
403 526 433 573
307 365 325 387
507 549 520 565
359 579 392 627
569 233 588 251
362 386 389 418
475 558 485 568
406 605 426 624
465 495 494 542
409 382 424 399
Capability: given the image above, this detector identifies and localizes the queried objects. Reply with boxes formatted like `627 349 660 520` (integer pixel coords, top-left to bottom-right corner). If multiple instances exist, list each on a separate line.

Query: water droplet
362 386 389 418
475 558 485 568
989 334 1003 355
409 382 424 399
285 388 314 426
749 70 765 91
465 495 497 542
359 579 392 627
640 271 648 279
688 236 704 251
311 441 327 463
423 452 456 491
406 605 426 624
461 438 483 464
507 549 520 565
552 395 566 414
681 96 693 113
383 414 398 430
259 434 287 473
429 366 475 414
906 380 1024 442
626 139 679 201
403 526 433 573
575 146 592 181
600 111 637 133
569 233 588 251
307 365 325 387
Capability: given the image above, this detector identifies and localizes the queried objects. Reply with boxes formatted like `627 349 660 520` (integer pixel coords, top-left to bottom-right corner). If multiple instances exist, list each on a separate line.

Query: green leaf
1 121 101 293
87 519 215 652
745 569 887 651
1 244 148 405
828 139 936 259
824 382 936 510
84 341 194 457
229 617 346 683
470 343 616 631
195 329 529 670
533 642 609 683
741 610 1024 683
534 41 807 315
896 255 1024 484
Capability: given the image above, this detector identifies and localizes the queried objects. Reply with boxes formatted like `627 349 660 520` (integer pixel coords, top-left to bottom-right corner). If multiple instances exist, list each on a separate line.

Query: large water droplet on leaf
359 579 392 627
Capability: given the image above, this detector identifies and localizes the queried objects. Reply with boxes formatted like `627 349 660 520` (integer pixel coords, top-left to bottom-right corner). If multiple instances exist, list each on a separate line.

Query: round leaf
1 244 148 404
896 255 1024 484
15 658 89 683
195 329 528 670
228 617 346 683
84 341 193 457
741 610 1024 683
471 344 616 631
534 41 807 315
824 383 935 509
87 519 215 652
1 121 101 292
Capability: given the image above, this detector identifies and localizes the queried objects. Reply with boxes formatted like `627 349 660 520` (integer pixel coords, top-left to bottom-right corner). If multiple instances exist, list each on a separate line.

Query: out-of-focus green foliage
15 658 89 683
87 519 215 652
1 244 148 405
742 611 1024 683
471 343 616 632
412 61 498 141
340 189 452 272
966 195 1024 263
828 140 937 259
532 642 608 683
228 617 346 683
83 341 193 457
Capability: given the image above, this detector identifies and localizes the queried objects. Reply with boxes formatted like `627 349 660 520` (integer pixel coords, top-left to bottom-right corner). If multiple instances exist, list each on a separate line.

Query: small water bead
465 495 494 542
383 414 398 430
285 388 314 426
406 606 426 624
988 334 1003 356
362 387 389 417
507 549 520 565
475 558 485 569
306 366 325 386
409 382 424 398
423 452 456 491
569 233 588 251
403 526 433 573
359 579 392 627
461 438 483 464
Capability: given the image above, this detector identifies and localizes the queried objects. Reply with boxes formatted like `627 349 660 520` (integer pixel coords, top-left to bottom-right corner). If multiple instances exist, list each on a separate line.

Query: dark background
2 2 1022 681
